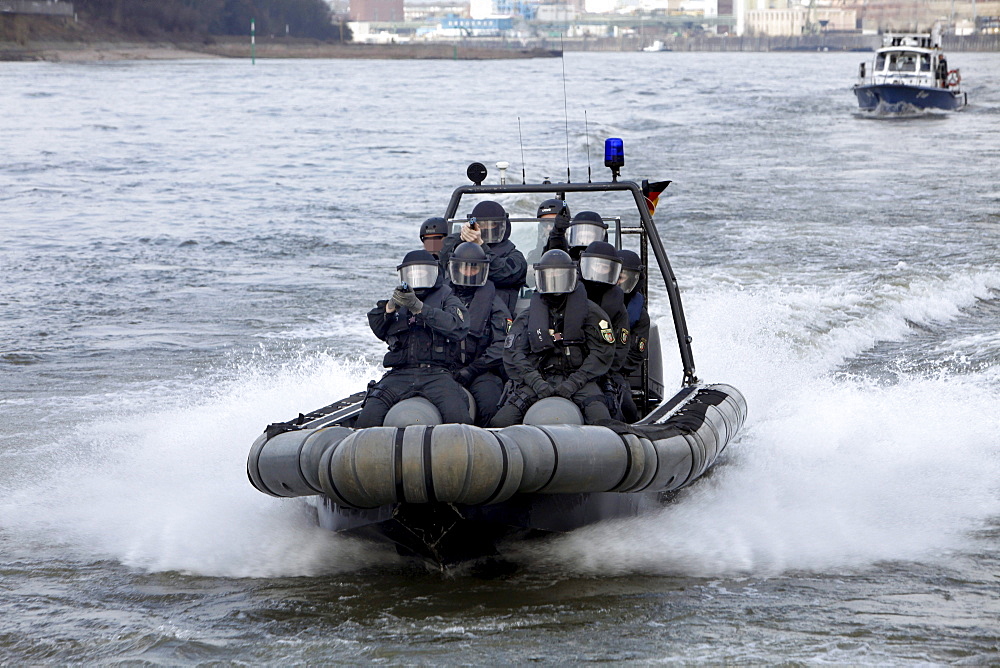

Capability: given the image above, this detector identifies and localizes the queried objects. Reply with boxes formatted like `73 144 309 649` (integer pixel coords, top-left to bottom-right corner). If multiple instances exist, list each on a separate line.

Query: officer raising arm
490 249 615 428
355 250 472 428
438 200 527 315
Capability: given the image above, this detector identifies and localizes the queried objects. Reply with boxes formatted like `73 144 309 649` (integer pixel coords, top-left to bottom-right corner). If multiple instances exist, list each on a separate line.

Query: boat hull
317 492 663 566
853 83 966 111
248 384 746 567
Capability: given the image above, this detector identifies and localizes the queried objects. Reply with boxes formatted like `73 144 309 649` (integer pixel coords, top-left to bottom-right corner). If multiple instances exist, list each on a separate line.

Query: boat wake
1 269 998 578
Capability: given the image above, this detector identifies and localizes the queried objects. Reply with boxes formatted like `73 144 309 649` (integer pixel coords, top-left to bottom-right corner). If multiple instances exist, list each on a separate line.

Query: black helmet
419 217 448 239
532 249 578 294
397 249 439 290
448 241 490 288
567 211 609 248
580 241 623 286
469 200 508 244
617 249 644 294
536 198 570 219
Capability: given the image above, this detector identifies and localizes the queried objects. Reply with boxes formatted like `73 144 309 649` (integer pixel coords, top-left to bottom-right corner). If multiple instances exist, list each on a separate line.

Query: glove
529 377 555 399
453 367 475 386
554 381 576 399
552 212 572 232
392 287 423 313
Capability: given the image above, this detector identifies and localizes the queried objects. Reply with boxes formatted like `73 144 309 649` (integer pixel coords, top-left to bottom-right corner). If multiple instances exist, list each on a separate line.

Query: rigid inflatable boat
247 142 748 567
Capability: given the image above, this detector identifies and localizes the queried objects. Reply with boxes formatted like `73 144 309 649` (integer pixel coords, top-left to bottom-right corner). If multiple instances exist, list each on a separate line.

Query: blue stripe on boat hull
854 84 966 111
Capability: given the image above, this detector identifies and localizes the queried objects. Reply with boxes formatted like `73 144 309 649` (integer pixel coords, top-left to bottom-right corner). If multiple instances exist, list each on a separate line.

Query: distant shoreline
0 40 562 62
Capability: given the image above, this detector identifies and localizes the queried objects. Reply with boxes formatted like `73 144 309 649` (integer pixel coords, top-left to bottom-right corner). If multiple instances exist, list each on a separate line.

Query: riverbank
0 40 560 62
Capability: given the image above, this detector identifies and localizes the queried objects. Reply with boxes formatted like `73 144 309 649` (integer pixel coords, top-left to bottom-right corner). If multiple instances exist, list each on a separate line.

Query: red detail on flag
642 179 672 216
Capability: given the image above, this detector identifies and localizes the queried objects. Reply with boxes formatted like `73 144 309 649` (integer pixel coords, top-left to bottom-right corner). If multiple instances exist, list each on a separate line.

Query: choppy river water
2 51 999 663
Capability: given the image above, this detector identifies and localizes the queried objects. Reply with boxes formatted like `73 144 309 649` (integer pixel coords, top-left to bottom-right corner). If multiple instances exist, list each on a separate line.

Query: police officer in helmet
438 200 527 315
446 242 511 427
544 210 609 261
491 249 615 427
419 217 449 259
615 249 650 422
527 198 571 267
578 240 631 419
355 250 471 428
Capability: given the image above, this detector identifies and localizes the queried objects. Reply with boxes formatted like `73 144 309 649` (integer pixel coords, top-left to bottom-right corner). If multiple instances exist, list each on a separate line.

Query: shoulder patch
457 309 464 321
620 328 629 344
506 318 513 332
600 326 615 344
504 333 516 349
638 338 647 353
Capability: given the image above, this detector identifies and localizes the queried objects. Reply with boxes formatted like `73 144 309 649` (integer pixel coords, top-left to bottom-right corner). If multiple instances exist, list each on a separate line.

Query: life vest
526 284 589 374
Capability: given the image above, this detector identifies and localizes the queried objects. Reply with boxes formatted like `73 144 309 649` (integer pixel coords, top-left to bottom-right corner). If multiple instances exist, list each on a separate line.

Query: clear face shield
534 266 578 294
580 255 622 285
475 217 507 244
398 263 439 290
618 268 641 293
567 221 607 249
448 258 489 287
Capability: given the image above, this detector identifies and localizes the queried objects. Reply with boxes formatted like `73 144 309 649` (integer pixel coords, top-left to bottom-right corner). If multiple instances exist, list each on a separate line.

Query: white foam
0 352 399 577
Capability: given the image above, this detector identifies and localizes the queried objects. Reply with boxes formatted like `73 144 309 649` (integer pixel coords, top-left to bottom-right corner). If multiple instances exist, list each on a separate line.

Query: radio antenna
517 117 526 184
560 34 571 183
584 110 592 183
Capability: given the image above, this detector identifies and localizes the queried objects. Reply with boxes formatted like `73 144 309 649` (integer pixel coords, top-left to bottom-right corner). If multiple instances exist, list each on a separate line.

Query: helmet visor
476 218 507 244
567 221 606 248
399 263 438 290
534 266 578 294
580 255 622 285
619 268 641 293
448 258 489 287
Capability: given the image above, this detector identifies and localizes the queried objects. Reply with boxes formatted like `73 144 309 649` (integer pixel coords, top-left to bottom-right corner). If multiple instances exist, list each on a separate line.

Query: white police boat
853 31 967 112
247 140 747 568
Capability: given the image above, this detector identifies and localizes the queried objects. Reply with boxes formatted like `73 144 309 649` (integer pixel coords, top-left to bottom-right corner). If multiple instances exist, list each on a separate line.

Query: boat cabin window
920 53 931 71
875 53 886 71
889 52 918 72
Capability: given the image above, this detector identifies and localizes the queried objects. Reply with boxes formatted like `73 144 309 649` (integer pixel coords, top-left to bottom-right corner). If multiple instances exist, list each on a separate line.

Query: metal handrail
443 180 699 386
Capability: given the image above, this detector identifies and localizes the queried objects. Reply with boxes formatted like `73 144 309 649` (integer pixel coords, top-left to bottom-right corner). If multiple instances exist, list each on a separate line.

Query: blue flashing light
604 138 624 169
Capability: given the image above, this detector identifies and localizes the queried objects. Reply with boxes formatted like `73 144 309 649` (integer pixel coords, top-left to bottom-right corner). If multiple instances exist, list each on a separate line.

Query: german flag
642 179 671 216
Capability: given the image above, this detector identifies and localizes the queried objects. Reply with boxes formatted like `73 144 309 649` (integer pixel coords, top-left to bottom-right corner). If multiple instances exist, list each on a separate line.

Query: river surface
2 51 999 663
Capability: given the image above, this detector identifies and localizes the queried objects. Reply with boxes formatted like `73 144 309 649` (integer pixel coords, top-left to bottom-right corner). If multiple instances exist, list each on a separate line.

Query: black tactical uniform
617 249 650 423
355 250 471 428
439 200 527 315
447 242 511 427
491 251 615 427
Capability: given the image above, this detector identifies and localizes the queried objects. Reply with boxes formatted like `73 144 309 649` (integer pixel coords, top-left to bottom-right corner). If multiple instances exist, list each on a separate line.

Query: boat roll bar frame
444 180 699 386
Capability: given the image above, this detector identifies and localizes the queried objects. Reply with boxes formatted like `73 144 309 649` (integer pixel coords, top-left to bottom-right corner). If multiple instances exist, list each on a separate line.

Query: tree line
75 0 348 41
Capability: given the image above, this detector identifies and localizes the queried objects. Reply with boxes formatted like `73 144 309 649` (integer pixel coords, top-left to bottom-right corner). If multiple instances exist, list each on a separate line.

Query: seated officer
491 250 615 427
438 200 527 315
579 241 631 418
446 242 511 427
526 198 571 267
355 250 471 428
544 210 609 260
419 217 449 259
616 249 650 423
